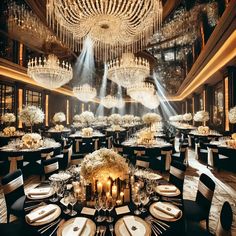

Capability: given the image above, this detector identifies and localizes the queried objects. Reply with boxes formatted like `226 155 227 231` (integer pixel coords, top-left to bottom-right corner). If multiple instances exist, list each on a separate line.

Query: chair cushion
184 199 208 222
10 195 26 218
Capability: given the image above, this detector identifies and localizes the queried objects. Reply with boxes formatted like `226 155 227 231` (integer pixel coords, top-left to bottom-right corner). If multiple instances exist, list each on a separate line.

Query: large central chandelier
107 53 150 88
27 54 72 89
47 0 162 60
141 94 160 109
73 84 97 102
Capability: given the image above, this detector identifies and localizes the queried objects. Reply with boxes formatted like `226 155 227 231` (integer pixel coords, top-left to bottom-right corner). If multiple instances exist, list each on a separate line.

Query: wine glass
132 193 141 215
68 192 77 216
49 181 59 202
106 197 115 223
140 191 149 213
146 181 154 198
57 181 65 198
95 197 103 222
63 190 70 214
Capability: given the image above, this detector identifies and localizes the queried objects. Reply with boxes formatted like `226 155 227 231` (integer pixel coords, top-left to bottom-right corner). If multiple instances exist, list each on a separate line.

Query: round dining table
20 172 185 236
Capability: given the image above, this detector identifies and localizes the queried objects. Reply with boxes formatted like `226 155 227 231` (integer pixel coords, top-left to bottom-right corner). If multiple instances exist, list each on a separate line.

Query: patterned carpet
0 147 236 234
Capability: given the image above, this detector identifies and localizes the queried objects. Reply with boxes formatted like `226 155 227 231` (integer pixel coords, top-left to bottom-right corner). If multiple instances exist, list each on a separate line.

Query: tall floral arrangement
80 148 129 183
53 112 66 123
142 113 162 125
79 111 95 127
194 111 209 124
183 113 192 122
229 107 236 124
73 114 81 123
109 114 122 125
19 105 44 132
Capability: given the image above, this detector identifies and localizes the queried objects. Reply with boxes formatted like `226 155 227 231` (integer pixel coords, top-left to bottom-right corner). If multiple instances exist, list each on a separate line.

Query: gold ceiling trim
168 29 236 101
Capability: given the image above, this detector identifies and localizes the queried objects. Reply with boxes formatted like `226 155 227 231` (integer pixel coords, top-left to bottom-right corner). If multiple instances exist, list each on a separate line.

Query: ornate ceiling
1 0 220 97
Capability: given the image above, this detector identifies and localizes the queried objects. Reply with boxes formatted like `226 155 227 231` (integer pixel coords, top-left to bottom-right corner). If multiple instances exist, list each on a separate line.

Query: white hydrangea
194 111 209 122
1 113 16 123
183 113 192 121
229 107 236 124
142 113 162 124
53 112 66 123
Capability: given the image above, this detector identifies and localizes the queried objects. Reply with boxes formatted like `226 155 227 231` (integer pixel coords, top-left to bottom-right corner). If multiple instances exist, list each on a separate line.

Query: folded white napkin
158 185 177 193
28 187 51 196
62 218 87 236
123 216 145 236
25 204 57 223
154 202 181 218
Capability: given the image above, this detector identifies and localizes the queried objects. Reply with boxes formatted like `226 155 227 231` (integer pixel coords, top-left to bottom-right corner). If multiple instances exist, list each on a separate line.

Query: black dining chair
183 173 215 230
42 157 59 179
7 152 24 174
1 169 26 223
169 160 186 194
56 143 72 170
172 143 188 164
185 201 233 236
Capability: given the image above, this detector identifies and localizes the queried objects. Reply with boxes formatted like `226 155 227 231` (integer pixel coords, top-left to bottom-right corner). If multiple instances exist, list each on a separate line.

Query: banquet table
0 134 24 147
0 142 61 174
69 131 105 139
21 175 185 236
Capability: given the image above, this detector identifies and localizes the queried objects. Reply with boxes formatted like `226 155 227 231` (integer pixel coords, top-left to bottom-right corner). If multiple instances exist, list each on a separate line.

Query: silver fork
109 224 114 236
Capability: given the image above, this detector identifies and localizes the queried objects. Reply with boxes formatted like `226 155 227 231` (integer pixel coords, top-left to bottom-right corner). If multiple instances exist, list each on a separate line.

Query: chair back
169 160 186 193
1 169 25 210
215 201 233 236
7 152 24 173
59 143 72 169
41 147 54 160
196 173 215 213
134 147 146 157
73 138 83 153
135 158 150 169
42 157 59 179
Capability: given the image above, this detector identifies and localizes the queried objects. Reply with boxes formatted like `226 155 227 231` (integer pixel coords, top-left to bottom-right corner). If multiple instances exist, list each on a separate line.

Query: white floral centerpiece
197 126 210 135
54 124 65 131
1 113 17 136
122 115 134 125
19 105 44 132
134 116 141 124
82 127 93 137
183 113 192 122
2 127 16 136
109 114 122 130
80 148 129 183
229 107 236 124
137 129 155 145
22 133 42 149
79 111 95 127
53 112 66 124
73 114 82 128
194 111 209 123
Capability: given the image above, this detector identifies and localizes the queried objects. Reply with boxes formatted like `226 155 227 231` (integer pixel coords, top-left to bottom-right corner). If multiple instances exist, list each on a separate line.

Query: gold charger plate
27 188 54 200
149 202 182 222
57 217 96 236
115 215 151 236
25 204 61 226
155 185 181 197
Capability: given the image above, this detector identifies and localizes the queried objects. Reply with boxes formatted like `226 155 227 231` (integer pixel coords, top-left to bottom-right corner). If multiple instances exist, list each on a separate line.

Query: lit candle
106 180 111 193
120 191 124 204
130 175 135 185
112 184 117 199
97 181 103 194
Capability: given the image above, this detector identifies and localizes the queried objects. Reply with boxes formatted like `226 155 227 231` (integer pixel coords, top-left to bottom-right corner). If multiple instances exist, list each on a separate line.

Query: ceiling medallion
27 54 72 89
73 84 97 102
46 0 162 60
107 53 150 88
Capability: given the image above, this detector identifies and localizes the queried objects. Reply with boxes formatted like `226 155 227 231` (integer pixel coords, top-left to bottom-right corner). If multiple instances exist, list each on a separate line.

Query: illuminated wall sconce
224 77 229 131
18 88 23 128
45 94 49 126
66 99 69 125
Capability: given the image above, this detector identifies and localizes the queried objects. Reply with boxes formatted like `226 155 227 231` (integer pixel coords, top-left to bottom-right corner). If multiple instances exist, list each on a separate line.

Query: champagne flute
95 197 103 222
106 197 114 223
132 193 141 215
140 191 149 213
49 180 59 202
68 192 77 216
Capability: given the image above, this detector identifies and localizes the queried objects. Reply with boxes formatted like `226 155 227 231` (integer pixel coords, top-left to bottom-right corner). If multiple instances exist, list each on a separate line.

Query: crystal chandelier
101 95 117 109
47 0 162 60
73 84 97 102
141 94 160 109
107 53 150 88
127 82 156 102
116 99 125 109
27 54 72 89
